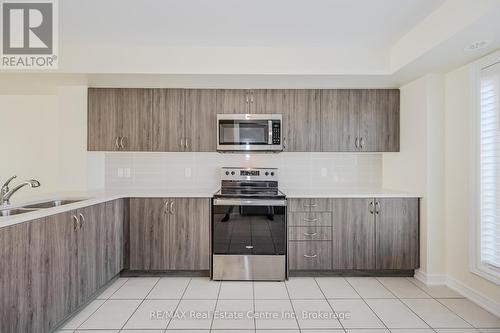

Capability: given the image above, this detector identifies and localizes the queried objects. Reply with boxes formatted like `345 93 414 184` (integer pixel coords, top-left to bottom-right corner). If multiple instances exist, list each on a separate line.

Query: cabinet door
129 198 170 270
251 89 286 114
285 90 321 151
88 88 119 151
358 89 400 152
331 198 376 270
117 88 153 151
321 89 360 151
77 205 100 303
169 198 210 270
96 200 123 288
152 89 185 151
216 89 250 114
375 198 419 269
185 89 217 151
30 212 78 333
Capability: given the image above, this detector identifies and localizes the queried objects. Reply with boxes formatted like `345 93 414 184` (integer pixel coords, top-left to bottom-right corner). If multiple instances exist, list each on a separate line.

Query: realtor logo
1 0 58 69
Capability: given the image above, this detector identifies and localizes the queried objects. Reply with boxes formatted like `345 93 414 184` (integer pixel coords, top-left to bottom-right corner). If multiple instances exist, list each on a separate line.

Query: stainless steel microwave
217 114 283 152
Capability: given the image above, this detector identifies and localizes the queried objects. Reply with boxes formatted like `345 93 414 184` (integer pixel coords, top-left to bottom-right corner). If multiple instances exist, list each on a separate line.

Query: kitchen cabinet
129 197 211 271
285 89 322 151
169 198 211 270
216 89 251 114
153 89 217 152
287 197 419 273
375 198 419 269
331 198 375 270
88 88 153 151
129 198 170 270
321 89 399 152
0 201 124 333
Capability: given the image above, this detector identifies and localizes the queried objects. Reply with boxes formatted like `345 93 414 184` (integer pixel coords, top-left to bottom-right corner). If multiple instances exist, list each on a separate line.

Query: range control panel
221 167 278 181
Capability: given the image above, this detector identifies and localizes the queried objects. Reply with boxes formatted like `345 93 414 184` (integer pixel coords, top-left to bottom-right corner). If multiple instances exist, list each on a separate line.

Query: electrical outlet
321 167 327 177
117 168 124 177
124 168 131 178
185 167 192 178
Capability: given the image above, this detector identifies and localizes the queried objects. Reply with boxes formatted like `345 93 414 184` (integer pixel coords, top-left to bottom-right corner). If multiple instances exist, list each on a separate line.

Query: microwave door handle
268 120 273 144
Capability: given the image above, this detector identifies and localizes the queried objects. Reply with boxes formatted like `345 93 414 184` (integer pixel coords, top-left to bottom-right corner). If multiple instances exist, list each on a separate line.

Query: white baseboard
446 276 500 318
414 270 500 317
414 269 447 285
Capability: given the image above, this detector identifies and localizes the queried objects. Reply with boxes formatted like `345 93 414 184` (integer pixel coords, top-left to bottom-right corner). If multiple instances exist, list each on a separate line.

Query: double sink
0 199 87 217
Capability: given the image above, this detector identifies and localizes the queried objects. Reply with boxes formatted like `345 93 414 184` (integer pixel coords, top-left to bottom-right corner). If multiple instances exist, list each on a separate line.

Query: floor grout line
163 277 192 333
209 279 223 331
283 278 303 332
118 277 162 331
313 276 347 332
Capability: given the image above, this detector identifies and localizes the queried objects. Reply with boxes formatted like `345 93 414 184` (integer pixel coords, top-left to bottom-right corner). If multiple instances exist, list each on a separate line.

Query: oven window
219 120 269 145
212 204 286 255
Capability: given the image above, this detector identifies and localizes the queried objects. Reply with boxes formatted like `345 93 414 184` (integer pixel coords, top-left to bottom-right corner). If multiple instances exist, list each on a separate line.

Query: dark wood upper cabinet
185 89 218 152
321 89 400 152
375 198 419 270
331 198 376 270
152 89 185 152
321 89 359 151
88 88 152 151
216 89 250 114
285 89 322 152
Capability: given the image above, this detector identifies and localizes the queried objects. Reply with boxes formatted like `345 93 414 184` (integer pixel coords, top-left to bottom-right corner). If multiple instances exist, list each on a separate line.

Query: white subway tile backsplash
105 152 382 191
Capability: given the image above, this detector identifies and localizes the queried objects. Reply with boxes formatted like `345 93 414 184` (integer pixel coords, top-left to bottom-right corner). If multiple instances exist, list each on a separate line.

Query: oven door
212 198 287 256
217 114 282 151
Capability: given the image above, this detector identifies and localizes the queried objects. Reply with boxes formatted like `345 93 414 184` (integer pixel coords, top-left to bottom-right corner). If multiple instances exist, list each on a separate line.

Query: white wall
0 86 104 204
445 62 500 303
383 74 446 277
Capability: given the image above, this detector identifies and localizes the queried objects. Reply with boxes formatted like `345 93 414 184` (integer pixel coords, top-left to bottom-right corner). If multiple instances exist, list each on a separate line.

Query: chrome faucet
0 176 41 206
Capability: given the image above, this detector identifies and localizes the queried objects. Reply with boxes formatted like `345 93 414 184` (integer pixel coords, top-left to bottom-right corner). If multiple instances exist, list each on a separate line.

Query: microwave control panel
272 121 281 144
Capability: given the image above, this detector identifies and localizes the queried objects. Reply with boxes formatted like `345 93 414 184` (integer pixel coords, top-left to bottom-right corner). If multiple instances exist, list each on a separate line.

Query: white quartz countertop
282 188 422 198
0 187 421 228
0 189 217 228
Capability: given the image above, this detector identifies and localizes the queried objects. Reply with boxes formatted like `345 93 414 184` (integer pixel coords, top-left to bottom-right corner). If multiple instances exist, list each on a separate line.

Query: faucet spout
0 178 41 206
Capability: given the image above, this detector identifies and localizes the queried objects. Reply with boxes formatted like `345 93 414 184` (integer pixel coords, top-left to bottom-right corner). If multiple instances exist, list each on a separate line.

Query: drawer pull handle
304 254 317 258
304 204 318 207
304 218 318 222
303 232 318 236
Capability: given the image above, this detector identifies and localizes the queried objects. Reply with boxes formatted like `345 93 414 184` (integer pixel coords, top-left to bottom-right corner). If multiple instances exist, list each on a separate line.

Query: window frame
470 50 500 285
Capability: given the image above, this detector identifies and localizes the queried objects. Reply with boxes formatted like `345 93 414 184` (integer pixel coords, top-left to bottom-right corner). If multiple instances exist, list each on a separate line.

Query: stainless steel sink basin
22 199 86 209
0 208 38 217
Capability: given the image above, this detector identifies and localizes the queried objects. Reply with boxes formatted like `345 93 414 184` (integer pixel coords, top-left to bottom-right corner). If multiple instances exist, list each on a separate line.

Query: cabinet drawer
289 227 332 241
288 241 332 270
288 212 332 226
289 198 330 212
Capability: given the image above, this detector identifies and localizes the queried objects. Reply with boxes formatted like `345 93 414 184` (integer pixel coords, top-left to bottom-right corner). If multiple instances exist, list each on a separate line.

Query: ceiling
61 0 443 48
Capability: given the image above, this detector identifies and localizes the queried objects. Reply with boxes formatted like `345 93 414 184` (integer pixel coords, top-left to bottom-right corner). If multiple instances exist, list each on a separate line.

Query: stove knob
270 172 275 176
231 171 235 175
265 172 269 176
225 171 230 176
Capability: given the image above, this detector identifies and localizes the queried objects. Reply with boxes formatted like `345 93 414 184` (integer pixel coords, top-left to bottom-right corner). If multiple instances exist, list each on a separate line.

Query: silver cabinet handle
115 137 120 150
250 90 254 103
120 137 126 149
304 254 318 258
303 218 318 222
185 138 190 149
72 215 79 231
78 213 85 229
245 92 249 103
283 137 287 150
170 201 174 215
180 137 184 149
355 137 359 149
164 201 170 214
375 201 380 214
304 204 318 207
369 201 374 214
303 232 318 236
360 137 364 149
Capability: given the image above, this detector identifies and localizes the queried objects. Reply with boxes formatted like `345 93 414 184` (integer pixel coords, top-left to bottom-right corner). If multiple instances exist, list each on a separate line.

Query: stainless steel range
211 167 287 281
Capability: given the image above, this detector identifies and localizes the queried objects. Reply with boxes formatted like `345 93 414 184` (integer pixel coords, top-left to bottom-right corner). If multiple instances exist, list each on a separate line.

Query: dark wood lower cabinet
129 197 211 271
288 197 419 273
0 200 125 333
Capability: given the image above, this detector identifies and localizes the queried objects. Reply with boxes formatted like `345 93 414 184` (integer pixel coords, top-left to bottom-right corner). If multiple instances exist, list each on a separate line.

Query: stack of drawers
288 198 332 270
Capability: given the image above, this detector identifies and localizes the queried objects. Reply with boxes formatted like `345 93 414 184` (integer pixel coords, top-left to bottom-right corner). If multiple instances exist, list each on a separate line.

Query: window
473 59 500 284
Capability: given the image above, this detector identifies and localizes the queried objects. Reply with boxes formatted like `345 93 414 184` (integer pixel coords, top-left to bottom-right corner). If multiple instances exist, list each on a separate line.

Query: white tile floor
56 276 500 333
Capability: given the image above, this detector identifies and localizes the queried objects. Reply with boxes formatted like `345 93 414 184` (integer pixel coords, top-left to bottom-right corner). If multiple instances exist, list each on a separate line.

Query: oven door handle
213 198 287 206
